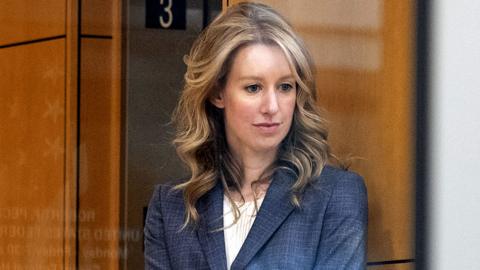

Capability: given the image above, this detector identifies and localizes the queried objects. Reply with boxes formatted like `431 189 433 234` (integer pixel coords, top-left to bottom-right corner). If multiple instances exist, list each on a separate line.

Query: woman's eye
279 83 294 92
245 84 260 93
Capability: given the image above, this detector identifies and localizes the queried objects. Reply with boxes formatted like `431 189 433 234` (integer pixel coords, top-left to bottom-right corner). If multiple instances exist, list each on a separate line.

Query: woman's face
211 44 297 157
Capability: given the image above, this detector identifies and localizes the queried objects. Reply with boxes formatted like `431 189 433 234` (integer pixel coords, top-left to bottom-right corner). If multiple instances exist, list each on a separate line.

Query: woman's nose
260 88 279 114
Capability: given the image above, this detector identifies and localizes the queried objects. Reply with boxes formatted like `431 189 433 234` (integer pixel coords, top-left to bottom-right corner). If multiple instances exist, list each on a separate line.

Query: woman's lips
253 122 281 133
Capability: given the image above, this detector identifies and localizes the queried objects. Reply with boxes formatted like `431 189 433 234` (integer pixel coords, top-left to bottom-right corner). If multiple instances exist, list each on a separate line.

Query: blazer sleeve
144 185 173 270
315 172 368 270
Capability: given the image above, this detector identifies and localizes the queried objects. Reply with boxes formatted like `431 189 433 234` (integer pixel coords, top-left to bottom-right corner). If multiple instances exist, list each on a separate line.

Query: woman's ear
209 91 225 109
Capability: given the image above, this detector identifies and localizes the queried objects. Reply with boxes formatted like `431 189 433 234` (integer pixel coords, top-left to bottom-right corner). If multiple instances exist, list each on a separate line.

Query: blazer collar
196 168 296 270
197 181 228 270
230 168 296 269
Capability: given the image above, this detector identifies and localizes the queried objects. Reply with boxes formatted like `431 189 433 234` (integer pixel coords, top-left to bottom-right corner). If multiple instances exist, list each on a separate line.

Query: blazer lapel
196 182 228 270
231 168 296 270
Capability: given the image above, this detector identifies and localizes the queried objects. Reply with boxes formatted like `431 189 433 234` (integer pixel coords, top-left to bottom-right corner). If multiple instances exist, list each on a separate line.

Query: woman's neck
228 147 277 201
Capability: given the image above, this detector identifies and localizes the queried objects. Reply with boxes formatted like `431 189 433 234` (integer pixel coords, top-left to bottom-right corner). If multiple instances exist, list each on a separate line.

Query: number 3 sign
146 0 186 30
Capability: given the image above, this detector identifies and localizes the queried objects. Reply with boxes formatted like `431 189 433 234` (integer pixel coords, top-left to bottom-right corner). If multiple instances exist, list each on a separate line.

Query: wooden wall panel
0 0 65 45
78 0 121 268
358 0 413 261
79 38 120 269
0 39 65 268
81 0 115 36
228 0 414 263
64 0 79 269
369 263 414 270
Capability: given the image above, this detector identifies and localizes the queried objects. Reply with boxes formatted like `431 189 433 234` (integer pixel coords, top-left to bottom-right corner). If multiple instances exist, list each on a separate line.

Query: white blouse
223 195 264 270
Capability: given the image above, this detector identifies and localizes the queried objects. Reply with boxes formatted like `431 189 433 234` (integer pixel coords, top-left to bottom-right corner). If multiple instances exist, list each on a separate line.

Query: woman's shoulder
309 165 368 220
303 165 367 211
148 179 187 209
313 165 366 194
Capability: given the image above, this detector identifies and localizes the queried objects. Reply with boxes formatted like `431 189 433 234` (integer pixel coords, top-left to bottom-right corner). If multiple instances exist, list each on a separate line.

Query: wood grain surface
0 0 65 45
0 39 66 268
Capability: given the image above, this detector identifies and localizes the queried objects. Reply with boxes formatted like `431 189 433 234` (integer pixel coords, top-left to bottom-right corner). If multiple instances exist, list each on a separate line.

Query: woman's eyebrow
278 75 295 81
237 75 263 81
237 75 294 81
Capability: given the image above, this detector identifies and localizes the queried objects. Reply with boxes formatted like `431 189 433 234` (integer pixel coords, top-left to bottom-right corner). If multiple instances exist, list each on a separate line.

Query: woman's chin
250 141 282 154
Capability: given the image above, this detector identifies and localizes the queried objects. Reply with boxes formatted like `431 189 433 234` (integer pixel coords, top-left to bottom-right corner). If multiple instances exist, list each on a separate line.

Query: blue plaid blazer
144 165 367 269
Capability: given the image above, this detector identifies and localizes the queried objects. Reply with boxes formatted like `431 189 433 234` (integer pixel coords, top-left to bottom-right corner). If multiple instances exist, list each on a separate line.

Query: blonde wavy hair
172 2 332 226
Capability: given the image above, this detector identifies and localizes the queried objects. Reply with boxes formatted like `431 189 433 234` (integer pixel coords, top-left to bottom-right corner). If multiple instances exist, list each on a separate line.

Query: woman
144 2 367 269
